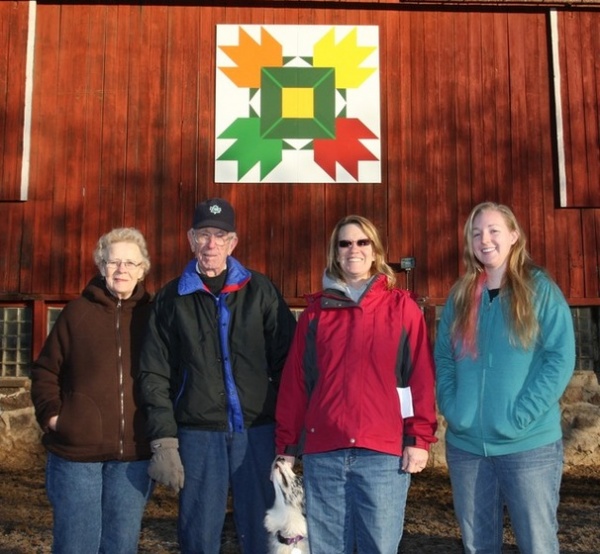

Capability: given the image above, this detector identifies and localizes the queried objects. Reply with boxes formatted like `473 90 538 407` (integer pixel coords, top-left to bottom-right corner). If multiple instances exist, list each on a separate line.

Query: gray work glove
148 437 184 493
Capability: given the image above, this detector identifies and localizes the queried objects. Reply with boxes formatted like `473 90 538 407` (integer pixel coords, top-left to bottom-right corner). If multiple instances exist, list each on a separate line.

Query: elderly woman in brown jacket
31 227 153 554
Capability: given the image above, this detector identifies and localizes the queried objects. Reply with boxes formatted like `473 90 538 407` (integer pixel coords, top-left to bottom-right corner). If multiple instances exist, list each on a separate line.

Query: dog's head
271 457 305 514
266 458 309 552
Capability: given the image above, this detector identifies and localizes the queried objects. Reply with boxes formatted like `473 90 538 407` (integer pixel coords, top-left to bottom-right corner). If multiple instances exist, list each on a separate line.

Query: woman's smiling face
472 209 518 275
336 223 375 283
102 242 145 299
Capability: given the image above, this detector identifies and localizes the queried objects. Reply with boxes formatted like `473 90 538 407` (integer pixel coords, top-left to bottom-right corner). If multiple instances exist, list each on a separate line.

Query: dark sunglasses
338 239 372 248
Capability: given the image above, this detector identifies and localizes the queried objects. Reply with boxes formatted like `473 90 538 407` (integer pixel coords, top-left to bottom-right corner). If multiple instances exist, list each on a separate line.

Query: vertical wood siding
559 10 600 208
0 1 28 202
1 3 599 306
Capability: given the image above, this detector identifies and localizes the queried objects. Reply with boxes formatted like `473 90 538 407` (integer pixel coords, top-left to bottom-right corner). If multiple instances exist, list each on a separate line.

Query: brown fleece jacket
30 276 152 462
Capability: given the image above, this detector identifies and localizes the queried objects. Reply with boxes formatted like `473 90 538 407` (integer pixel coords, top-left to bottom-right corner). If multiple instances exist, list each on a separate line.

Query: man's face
187 227 238 277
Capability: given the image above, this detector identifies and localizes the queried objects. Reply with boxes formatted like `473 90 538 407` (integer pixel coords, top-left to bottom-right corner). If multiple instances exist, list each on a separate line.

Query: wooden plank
421 10 449 299
560 12 593 207
578 12 600 206
174 5 202 282
506 12 530 235
153 5 191 286
64 5 103 292
72 5 106 290
37 4 90 294
84 4 114 267
451 11 474 279
491 13 512 209
480 13 503 203
384 8 402 267
552 209 572 295
558 12 575 205
529 14 556 274
0 1 10 193
582 210 600 298
0 203 24 291
125 6 165 287
95 3 131 240
567 210 585 299
364 10 387 237
519 13 551 269
404 10 426 276
469 12 489 205
24 3 61 294
0 1 29 201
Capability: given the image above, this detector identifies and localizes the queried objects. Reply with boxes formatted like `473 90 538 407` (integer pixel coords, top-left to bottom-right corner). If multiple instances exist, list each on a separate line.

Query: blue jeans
45 452 153 554
303 448 411 554
446 440 563 554
178 424 275 554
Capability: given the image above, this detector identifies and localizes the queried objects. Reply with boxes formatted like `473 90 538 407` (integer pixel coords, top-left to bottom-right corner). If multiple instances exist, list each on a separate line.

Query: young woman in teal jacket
435 202 575 554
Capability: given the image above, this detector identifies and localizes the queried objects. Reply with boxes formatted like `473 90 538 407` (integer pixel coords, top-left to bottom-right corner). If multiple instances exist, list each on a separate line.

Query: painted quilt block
215 25 381 183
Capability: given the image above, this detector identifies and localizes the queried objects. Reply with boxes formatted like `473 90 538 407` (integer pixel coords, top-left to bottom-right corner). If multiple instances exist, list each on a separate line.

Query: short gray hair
93 227 151 277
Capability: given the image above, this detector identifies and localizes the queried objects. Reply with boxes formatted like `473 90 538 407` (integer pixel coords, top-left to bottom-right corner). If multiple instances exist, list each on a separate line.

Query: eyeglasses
104 260 143 270
338 239 372 248
193 230 233 247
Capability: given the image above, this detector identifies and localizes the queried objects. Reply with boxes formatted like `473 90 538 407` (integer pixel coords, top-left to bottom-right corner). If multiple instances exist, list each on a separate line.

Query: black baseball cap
192 198 235 232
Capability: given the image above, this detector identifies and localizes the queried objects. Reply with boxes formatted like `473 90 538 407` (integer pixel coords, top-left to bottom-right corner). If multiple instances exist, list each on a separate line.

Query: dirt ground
0 463 598 554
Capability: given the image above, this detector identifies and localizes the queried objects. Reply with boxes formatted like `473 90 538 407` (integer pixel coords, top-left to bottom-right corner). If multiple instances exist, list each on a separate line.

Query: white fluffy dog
264 457 310 554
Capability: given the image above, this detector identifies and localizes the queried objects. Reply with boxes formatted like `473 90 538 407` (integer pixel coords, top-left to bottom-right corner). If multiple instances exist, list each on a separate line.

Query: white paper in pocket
397 386 414 418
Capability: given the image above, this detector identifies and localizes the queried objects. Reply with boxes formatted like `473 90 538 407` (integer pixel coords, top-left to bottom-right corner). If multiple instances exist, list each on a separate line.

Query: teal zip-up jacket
434 269 575 456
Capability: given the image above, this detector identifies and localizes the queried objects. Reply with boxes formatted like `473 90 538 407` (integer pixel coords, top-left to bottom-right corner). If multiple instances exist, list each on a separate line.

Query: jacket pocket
54 392 103 446
484 401 521 440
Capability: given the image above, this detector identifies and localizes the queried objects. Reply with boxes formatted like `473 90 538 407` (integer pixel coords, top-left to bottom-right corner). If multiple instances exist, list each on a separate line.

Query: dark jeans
177 424 275 554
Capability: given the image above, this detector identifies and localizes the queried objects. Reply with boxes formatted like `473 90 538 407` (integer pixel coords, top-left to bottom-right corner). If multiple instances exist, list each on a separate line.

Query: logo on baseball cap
192 198 235 232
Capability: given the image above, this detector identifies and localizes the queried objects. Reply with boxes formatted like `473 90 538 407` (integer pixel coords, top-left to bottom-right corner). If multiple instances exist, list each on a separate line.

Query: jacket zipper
116 299 125 458
479 293 497 457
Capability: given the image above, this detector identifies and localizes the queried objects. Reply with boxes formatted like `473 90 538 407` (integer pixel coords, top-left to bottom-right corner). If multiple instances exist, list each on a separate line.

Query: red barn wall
1 2 599 320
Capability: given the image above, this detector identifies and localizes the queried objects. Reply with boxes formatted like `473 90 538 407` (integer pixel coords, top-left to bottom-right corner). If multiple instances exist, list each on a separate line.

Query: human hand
47 415 58 432
402 446 429 474
270 455 295 480
148 437 185 492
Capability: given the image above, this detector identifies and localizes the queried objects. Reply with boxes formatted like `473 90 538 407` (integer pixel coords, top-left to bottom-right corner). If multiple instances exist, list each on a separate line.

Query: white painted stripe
550 10 567 207
20 1 36 201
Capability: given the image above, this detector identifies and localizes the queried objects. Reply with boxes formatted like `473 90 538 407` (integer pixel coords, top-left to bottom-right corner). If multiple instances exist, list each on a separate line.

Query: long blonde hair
326 215 396 289
451 202 539 354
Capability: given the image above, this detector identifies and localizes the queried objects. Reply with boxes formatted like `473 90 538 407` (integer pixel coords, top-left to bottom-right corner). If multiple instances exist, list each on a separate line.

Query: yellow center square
282 88 314 118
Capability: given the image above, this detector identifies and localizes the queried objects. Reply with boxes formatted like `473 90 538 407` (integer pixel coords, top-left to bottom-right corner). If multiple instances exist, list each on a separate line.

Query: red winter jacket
275 274 437 457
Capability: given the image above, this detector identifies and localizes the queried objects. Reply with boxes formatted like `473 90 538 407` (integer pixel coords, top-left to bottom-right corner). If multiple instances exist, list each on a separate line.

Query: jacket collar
83 275 149 307
178 256 251 296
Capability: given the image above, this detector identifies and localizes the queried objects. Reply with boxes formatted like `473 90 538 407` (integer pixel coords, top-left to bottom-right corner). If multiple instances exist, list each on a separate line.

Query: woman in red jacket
31 227 153 554
275 215 438 554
